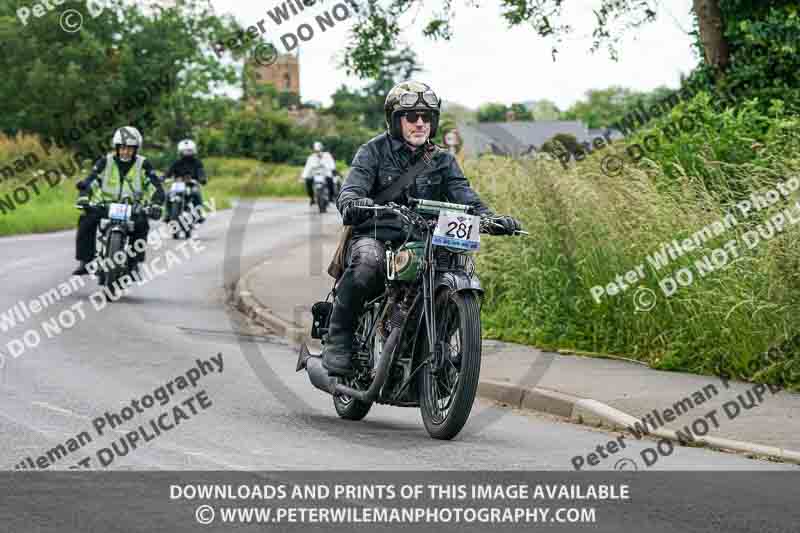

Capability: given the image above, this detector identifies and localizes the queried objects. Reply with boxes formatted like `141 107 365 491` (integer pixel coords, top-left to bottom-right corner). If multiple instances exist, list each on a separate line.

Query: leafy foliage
0 0 239 156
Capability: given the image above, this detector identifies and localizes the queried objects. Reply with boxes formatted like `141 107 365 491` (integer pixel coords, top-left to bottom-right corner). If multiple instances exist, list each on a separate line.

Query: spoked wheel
332 310 373 420
418 290 482 440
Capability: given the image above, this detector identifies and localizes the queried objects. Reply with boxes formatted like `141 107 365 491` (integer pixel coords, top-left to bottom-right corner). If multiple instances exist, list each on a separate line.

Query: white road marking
31 401 90 420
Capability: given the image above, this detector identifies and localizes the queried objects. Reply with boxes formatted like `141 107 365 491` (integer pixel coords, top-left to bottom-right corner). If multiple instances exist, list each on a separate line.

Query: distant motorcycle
165 175 198 238
313 174 330 213
77 197 161 300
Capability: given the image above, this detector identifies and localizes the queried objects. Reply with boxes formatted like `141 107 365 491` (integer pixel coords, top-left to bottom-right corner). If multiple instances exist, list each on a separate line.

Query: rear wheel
332 309 373 420
418 290 482 440
103 231 125 301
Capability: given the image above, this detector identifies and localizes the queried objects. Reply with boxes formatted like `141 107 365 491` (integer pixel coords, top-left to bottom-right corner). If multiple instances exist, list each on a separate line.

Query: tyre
418 290 482 440
169 202 182 239
316 188 327 213
103 231 125 301
332 309 373 420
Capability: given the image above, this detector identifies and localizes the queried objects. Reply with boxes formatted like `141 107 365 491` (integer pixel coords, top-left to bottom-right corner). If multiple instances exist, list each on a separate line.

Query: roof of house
458 120 591 158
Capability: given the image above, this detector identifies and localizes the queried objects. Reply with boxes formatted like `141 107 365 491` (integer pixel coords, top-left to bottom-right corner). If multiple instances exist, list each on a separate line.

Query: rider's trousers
76 208 149 264
326 237 387 349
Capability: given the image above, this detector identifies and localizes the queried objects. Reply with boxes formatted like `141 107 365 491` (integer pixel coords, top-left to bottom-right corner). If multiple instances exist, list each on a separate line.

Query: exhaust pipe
295 327 402 403
296 344 337 395
333 326 401 403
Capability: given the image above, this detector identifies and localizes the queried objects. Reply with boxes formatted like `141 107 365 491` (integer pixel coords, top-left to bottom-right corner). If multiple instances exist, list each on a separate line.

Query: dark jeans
75 207 149 264
327 237 387 349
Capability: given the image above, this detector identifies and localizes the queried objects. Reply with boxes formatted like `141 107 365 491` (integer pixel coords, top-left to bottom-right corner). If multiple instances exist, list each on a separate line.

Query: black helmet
384 81 441 140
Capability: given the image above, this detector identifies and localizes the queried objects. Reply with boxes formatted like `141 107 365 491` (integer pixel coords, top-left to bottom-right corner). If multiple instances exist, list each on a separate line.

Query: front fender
435 270 483 297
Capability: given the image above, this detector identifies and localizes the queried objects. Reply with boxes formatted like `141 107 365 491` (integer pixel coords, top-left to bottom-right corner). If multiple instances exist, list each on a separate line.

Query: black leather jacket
166 156 207 184
338 133 492 242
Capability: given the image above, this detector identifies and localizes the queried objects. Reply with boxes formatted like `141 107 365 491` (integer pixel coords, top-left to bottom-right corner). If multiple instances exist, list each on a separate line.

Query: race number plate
108 203 132 221
432 210 480 251
171 181 187 193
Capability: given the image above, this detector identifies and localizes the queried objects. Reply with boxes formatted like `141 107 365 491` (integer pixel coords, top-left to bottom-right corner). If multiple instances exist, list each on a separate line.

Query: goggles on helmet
398 91 439 109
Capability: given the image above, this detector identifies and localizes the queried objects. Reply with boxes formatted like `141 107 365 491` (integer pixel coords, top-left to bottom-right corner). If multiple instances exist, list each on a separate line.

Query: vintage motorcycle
297 197 526 440
165 175 199 238
77 196 161 300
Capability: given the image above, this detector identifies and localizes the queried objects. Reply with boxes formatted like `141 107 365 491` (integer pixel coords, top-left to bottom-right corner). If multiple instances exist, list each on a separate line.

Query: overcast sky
208 0 700 111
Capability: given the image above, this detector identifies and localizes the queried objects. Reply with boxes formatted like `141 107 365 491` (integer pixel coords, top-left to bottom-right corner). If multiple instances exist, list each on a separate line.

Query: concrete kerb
234 265 308 346
571 398 800 465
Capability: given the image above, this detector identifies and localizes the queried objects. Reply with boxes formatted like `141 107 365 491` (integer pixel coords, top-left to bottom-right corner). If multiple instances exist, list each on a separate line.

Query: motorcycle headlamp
399 91 439 109
393 249 412 272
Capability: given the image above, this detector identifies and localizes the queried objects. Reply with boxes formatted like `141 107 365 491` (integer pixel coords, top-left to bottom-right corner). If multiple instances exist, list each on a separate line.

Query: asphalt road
0 200 792 472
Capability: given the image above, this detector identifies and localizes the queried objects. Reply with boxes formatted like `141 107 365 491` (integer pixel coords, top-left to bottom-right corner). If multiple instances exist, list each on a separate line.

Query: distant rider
165 139 207 222
302 141 337 205
72 126 165 276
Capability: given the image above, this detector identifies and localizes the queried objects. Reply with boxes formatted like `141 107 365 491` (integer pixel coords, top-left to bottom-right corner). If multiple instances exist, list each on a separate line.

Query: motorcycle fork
422 236 441 373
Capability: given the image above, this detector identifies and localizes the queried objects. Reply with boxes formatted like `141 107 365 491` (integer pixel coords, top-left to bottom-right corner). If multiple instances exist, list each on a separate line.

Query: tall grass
470 138 800 388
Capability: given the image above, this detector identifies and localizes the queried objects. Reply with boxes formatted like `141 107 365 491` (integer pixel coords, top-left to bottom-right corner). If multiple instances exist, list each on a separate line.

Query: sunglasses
402 110 433 124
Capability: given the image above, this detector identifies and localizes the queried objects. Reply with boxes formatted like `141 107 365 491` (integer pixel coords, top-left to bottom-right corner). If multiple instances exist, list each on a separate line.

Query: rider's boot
321 296 357 377
72 261 89 276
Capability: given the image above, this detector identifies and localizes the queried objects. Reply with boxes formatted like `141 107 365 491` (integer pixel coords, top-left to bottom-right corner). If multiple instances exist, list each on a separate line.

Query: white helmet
112 126 142 161
313 141 323 152
178 139 197 157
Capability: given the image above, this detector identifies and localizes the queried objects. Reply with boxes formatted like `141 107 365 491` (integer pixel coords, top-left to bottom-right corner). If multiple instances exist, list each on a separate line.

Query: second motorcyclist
165 139 207 222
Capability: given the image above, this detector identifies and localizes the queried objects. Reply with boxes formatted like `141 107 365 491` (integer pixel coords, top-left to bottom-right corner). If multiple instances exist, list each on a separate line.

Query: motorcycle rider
302 141 337 205
72 126 165 276
165 139 207 222
321 81 522 377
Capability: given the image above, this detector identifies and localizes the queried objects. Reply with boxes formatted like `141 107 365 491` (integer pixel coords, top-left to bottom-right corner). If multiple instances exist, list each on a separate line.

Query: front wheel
103 231 126 301
316 188 327 213
418 290 482 440
169 201 183 239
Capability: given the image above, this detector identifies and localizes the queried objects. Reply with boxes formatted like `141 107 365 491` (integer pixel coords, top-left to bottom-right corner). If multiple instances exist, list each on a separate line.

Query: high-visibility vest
96 154 148 202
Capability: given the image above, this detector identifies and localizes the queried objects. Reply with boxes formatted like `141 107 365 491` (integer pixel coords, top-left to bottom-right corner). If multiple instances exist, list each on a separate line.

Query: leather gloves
484 215 522 235
342 198 375 226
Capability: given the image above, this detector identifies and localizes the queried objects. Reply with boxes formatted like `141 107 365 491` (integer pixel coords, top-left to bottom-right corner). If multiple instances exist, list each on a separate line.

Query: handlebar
354 199 528 236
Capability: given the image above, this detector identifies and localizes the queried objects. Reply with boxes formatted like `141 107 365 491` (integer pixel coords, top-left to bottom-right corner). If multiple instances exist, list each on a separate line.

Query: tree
477 103 508 123
329 46 422 131
561 87 644 129
0 0 239 154
510 103 534 121
343 1 728 79
525 100 561 121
